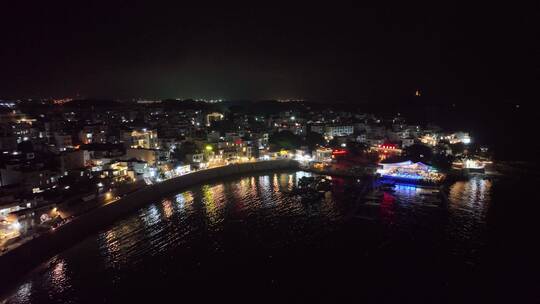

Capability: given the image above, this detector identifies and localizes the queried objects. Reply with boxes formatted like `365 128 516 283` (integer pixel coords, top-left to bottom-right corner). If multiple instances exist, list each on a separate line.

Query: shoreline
2 160 511 298
0 159 300 296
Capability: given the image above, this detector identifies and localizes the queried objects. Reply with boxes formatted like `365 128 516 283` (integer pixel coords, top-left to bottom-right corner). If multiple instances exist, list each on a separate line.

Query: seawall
0 159 299 294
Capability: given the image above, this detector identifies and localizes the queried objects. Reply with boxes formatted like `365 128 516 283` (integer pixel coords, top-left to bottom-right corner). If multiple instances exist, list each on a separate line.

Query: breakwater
0 159 299 293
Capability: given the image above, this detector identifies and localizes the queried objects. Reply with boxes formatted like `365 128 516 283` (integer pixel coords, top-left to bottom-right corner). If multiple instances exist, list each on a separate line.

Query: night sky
1 3 538 103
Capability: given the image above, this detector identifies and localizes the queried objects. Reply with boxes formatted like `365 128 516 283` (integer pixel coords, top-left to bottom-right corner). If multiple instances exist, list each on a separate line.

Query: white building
311 124 354 138
314 148 333 162
122 129 158 149
447 132 471 145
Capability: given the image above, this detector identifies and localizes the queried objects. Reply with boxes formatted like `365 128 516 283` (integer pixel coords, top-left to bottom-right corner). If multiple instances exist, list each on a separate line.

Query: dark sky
1 3 538 103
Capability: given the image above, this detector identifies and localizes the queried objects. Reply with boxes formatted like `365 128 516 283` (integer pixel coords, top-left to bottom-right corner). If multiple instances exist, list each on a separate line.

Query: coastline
0 159 300 295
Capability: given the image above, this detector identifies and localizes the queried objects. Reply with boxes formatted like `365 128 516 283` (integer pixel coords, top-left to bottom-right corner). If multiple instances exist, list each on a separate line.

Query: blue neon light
382 173 423 180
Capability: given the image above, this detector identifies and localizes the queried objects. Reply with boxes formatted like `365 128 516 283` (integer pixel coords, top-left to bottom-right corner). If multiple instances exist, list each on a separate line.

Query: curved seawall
0 159 299 293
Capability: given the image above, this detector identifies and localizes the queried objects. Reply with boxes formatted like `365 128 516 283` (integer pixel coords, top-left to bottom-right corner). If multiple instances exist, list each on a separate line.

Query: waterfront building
314 148 333 162
446 132 472 145
186 153 204 164
372 142 402 159
419 133 439 146
452 158 491 173
100 161 130 183
376 160 444 183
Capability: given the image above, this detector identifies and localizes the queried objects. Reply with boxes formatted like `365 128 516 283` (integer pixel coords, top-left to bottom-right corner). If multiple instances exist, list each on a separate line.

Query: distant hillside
63 99 123 109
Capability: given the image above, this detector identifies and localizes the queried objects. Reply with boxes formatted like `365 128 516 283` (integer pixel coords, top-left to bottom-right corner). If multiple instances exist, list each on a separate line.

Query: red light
332 149 347 155
381 143 397 150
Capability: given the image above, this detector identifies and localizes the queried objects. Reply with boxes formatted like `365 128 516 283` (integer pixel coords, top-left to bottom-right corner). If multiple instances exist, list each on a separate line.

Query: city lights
0 5 530 302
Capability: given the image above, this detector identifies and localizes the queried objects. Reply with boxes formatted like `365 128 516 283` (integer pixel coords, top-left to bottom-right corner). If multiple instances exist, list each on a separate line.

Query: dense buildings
311 124 354 139
0 98 481 248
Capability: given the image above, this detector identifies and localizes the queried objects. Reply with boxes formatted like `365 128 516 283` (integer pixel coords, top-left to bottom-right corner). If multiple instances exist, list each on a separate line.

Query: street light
10 222 21 231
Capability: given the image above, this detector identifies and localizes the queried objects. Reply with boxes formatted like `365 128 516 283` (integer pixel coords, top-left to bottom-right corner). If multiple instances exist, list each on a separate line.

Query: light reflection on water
375 176 492 262
50 259 67 293
162 199 173 219
446 177 492 258
4 172 496 303
8 282 31 304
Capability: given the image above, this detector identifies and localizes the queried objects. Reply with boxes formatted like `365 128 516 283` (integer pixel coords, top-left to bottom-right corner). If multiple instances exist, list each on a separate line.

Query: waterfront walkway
0 159 300 294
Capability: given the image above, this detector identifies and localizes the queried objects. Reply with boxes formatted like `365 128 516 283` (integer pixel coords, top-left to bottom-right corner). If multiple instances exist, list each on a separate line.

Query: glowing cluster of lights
332 149 347 155
377 161 444 183
382 173 423 180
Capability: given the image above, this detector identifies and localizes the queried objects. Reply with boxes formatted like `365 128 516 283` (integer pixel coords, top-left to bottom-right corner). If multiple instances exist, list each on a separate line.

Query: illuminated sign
332 149 347 155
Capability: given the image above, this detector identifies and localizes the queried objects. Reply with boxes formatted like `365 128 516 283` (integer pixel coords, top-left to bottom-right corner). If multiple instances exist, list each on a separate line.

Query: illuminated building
421 132 472 146
377 161 444 183
331 149 347 157
446 132 471 145
419 134 438 146
311 124 354 139
0 216 21 245
373 142 402 153
122 129 158 149
277 123 306 136
370 142 402 161
206 112 224 126
452 158 492 173
294 149 312 163
174 164 191 175
102 161 129 182
186 153 204 164
314 148 333 162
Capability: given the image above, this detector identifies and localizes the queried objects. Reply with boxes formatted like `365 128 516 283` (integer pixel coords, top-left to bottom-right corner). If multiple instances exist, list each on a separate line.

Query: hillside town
0 98 490 250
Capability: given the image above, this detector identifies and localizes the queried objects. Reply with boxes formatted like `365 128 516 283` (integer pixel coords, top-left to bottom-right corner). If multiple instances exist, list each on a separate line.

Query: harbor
3 169 531 303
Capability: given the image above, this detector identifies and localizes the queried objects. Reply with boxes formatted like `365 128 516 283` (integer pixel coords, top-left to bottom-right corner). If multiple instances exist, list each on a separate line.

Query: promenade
0 159 299 294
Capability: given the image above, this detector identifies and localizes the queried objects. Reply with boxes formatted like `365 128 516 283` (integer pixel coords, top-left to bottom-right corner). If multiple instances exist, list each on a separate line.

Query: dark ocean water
2 171 539 303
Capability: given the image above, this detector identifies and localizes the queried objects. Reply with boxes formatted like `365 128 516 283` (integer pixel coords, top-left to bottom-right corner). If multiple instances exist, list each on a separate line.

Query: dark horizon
1 4 540 300
1 3 538 104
